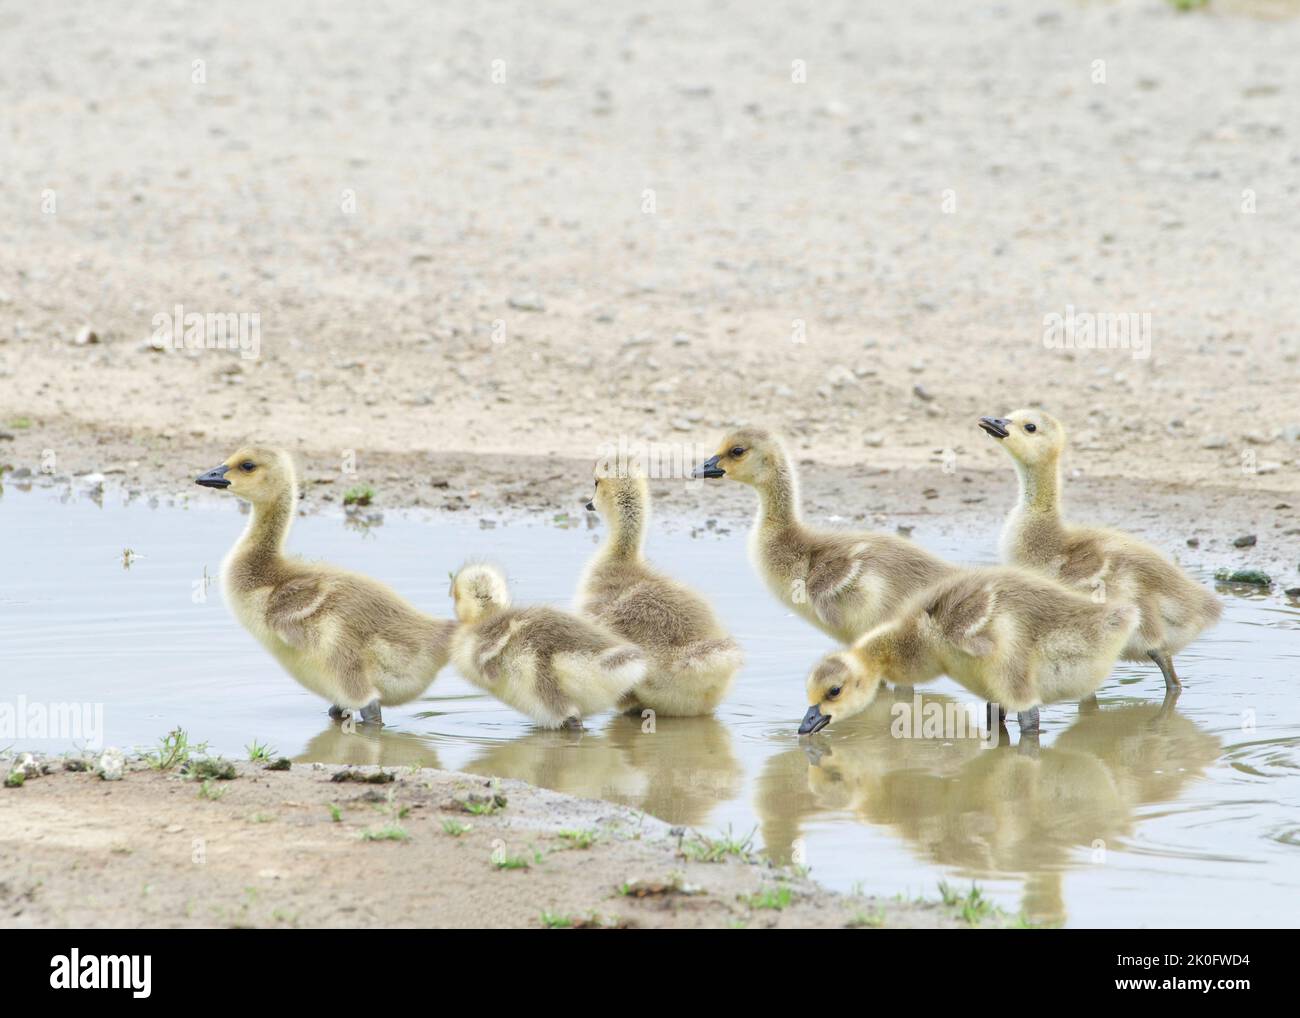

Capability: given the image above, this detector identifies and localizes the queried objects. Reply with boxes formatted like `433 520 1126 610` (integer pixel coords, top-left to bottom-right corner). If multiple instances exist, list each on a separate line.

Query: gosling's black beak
195 464 231 489
584 500 595 512
798 704 831 735
978 417 1010 440
692 455 725 480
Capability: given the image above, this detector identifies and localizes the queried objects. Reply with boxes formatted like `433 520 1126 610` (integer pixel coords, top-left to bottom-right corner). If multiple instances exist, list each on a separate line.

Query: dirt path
1 0 1298 508
0 757 969 929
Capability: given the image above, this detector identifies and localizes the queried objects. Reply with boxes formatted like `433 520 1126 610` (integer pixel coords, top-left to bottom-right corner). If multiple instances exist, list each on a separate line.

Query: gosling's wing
804 543 868 631
925 580 997 658
1055 531 1112 589
264 574 334 647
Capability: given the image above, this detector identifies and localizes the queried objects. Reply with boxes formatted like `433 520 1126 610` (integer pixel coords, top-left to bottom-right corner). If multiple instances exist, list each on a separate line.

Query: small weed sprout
679 825 756 863
148 728 206 771
557 828 599 849
343 484 375 506
360 824 410 842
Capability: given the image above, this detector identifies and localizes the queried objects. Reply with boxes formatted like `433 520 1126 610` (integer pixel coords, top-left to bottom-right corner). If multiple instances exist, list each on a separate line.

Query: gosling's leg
1078 694 1100 716
1017 707 1040 734
1148 649 1181 690
358 699 383 725
328 704 347 721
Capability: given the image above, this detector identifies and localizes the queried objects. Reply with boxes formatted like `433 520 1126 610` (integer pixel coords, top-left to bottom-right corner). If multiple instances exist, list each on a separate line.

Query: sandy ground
0 756 968 929
2 0 1298 577
1 0 1298 500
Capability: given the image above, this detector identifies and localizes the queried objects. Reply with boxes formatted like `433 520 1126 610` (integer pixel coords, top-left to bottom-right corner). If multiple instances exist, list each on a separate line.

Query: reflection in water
460 714 743 827
757 688 1219 924
296 724 443 770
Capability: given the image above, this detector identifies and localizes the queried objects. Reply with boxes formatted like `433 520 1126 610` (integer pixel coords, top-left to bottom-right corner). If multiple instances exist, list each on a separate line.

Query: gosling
577 468 742 716
195 447 455 724
978 409 1221 689
694 428 956 643
450 563 646 728
799 567 1139 735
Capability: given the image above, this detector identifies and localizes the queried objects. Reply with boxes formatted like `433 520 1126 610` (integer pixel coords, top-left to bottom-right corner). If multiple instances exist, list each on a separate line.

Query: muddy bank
3 417 1297 592
0 755 978 929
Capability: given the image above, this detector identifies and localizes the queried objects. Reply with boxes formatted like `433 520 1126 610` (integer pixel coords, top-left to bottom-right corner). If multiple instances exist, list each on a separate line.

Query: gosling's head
978 408 1065 469
195 446 296 505
451 563 511 624
585 463 649 521
693 427 784 487
798 650 882 735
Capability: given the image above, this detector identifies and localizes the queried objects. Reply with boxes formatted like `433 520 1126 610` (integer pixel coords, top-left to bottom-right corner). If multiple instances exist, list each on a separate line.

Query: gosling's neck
1013 455 1063 518
233 484 296 570
859 621 939 686
599 497 647 564
754 456 801 533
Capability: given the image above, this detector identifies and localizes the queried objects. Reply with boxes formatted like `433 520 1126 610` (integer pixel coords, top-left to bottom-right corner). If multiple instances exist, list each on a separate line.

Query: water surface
2 483 1297 927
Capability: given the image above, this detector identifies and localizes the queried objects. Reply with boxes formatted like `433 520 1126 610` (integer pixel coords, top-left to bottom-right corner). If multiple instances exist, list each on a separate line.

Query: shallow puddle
3 484 1298 927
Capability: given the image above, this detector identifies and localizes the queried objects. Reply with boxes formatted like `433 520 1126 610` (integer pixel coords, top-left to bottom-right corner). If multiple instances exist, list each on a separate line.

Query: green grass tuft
557 828 599 849
343 484 375 506
245 739 277 762
147 727 206 771
360 824 410 842
745 885 793 911
679 825 755 863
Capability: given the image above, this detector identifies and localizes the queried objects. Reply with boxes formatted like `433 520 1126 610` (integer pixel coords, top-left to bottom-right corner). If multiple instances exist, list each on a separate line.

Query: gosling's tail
596 644 648 698
670 637 744 679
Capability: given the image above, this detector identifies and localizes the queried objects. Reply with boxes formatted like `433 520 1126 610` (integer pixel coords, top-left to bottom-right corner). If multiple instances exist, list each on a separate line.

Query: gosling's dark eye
729 446 745 458
240 460 256 472
1024 424 1036 434
828 686 842 699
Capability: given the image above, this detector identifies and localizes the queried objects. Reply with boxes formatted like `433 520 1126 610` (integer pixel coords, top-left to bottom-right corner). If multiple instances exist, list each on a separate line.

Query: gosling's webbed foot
328 704 347 721
1148 649 1182 690
1017 729 1041 756
358 699 383 725
1017 707 1040 734
561 715 584 731
1078 694 1100 716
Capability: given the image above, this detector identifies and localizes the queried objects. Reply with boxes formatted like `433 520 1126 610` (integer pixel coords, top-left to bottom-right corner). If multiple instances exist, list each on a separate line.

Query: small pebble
97 747 125 781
